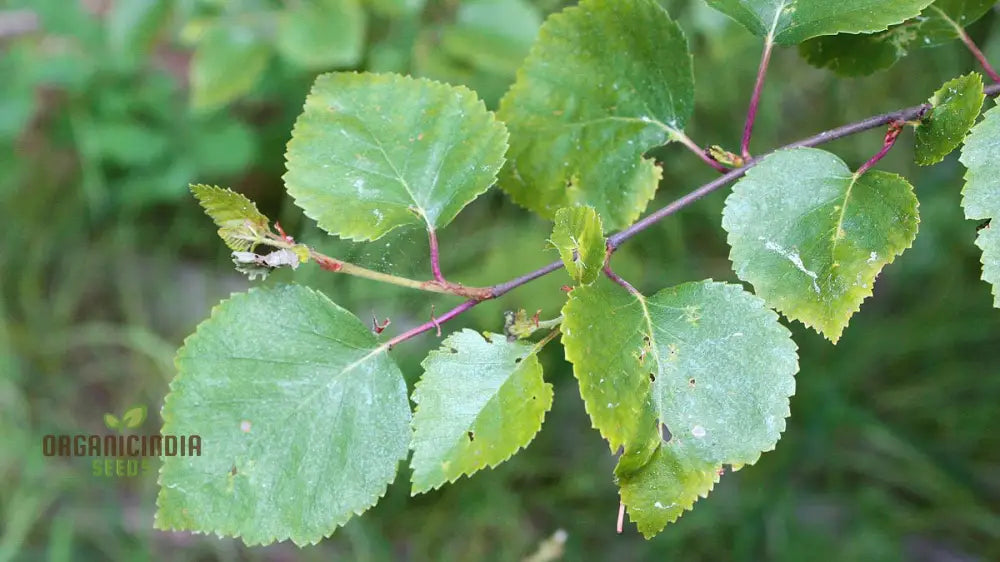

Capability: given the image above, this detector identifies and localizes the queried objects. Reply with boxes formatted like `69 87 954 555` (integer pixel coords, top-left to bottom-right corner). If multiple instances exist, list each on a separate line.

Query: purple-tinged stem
741 39 775 161
603 266 641 296
674 132 729 173
958 28 1000 84
855 120 904 177
428 227 446 283
385 299 478 348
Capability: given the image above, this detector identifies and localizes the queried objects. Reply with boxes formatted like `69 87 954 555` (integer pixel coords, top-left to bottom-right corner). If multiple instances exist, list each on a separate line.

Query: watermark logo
42 403 201 478
104 404 147 433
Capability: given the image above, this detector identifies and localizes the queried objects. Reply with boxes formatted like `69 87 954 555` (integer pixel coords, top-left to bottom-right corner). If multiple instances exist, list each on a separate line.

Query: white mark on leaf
760 238 821 294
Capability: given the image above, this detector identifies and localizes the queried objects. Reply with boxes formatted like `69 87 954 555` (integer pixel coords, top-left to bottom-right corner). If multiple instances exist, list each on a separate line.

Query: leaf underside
722 147 920 342
410 330 553 493
284 72 509 241
497 0 692 230
705 0 934 45
960 100 1000 307
156 285 410 546
799 1 996 75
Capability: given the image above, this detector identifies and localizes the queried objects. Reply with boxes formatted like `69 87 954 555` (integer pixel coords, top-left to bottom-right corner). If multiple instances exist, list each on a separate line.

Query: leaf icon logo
104 405 147 433
122 405 147 429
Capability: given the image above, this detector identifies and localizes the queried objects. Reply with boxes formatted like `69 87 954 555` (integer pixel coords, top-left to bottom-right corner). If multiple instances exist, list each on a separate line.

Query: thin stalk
741 38 775 160
933 5 1000 84
673 131 729 173
855 120 904 177
428 227 447 283
958 28 1000 84
603 265 641 296
310 250 491 299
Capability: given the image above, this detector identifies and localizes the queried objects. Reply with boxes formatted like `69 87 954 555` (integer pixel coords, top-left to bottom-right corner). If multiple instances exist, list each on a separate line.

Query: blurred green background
2 0 1000 560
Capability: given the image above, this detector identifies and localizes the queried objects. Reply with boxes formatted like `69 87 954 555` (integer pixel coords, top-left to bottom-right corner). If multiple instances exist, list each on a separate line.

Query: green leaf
916 73 985 166
550 206 606 285
190 22 270 111
722 148 920 342
122 405 148 429
284 72 509 241
156 285 411 546
410 330 554 494
104 413 121 431
561 280 659 468
799 0 996 75
497 0 692 230
276 0 366 69
562 279 798 477
617 443 719 538
190 184 270 252
960 101 1000 307
705 0 934 45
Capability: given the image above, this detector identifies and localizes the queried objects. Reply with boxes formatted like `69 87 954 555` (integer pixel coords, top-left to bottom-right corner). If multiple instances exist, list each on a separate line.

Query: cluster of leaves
157 0 1000 547
0 0 260 211
183 0 549 110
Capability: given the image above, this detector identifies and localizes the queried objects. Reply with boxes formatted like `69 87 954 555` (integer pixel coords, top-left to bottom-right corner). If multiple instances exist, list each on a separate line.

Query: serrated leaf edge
283 71 509 242
496 0 682 229
154 284 407 547
408 329 555 494
723 149 920 343
959 101 1000 307
915 72 986 166
621 460 721 538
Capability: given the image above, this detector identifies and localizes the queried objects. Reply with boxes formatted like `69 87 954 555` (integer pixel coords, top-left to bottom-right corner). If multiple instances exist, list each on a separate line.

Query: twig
379 84 1000 348
310 250 492 299
385 300 479 349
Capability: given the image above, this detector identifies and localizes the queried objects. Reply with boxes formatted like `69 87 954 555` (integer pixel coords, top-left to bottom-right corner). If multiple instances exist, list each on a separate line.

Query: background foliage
2 0 1000 560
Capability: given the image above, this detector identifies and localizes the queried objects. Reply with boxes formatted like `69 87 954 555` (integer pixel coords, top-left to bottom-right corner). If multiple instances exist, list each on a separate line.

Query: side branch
382 83 1000 348
310 250 491 299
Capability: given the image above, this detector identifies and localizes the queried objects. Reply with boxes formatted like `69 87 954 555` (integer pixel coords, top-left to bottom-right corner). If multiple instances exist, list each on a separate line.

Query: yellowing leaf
190 184 270 252
550 206 606 285
497 0 691 230
722 148 920 342
410 330 553 493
